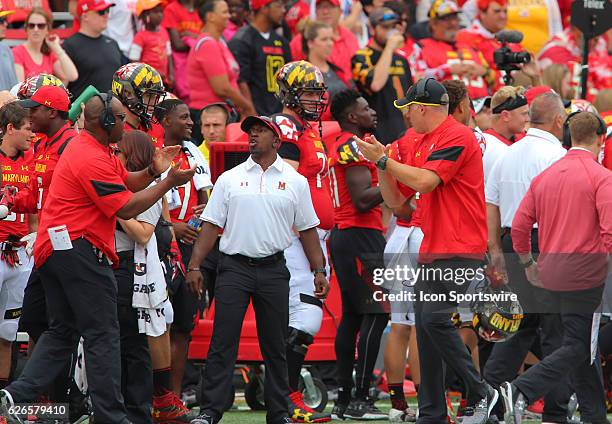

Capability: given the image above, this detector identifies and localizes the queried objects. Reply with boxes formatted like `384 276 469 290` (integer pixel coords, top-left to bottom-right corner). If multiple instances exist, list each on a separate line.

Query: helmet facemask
297 88 328 121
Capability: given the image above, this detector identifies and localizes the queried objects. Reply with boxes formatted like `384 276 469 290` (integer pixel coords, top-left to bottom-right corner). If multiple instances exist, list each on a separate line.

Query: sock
0 378 8 389
388 383 407 411
337 386 351 405
153 367 171 397
286 348 306 392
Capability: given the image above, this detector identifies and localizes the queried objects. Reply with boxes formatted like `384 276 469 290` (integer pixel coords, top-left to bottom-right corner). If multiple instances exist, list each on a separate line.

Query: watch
375 155 389 171
520 257 535 268
312 267 327 276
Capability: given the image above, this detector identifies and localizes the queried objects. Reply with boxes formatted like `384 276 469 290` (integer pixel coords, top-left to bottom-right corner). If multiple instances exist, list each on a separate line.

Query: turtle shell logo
135 263 147 276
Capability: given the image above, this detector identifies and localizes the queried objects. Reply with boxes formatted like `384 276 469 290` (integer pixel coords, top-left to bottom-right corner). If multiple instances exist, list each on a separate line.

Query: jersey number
329 167 340 208
315 152 327 189
266 56 286 93
4 187 24 223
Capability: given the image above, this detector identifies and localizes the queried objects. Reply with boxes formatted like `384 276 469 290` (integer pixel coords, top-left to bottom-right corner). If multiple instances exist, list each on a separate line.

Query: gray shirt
0 43 18 91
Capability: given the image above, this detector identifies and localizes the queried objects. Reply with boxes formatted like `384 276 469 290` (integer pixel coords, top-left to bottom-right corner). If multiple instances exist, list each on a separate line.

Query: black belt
226 252 284 266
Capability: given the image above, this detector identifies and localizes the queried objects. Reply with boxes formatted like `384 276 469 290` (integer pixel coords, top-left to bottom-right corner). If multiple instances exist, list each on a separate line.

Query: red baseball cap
316 0 340 8
19 85 70 112
250 0 276 10
77 0 115 16
525 86 554 105
241 116 282 139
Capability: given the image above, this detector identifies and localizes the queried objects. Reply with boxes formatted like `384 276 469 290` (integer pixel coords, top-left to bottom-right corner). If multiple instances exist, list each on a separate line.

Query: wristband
375 155 389 171
312 267 326 276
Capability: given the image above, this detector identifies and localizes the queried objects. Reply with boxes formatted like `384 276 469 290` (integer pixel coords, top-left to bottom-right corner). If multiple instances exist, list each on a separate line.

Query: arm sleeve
596 174 612 253
294 177 320 231
510 183 537 254
277 143 300 161
228 36 252 84
422 130 473 184
201 174 228 227
75 157 133 218
351 51 375 92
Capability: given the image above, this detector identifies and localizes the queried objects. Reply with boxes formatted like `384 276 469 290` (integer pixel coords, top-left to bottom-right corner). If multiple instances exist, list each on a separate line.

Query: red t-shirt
33 132 133 267
168 148 200 223
12 124 78 217
132 28 172 82
328 131 382 231
12 45 57 80
161 1 202 36
401 117 487 263
290 26 359 80
0 149 33 241
273 113 335 230
187 33 241 109
388 130 423 228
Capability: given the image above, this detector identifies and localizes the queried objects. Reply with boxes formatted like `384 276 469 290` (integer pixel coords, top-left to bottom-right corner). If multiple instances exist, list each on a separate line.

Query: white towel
163 141 213 211
74 337 87 394
133 233 168 337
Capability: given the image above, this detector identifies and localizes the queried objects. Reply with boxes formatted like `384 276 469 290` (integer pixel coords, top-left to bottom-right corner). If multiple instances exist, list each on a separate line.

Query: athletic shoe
189 413 214 424
388 407 417 422
288 391 331 423
331 402 348 420
0 390 23 424
344 398 388 420
152 391 198 423
457 385 499 424
500 382 526 424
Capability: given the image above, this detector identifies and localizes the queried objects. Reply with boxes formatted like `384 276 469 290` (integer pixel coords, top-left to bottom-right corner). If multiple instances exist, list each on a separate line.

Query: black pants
199 253 290 424
414 258 487 424
329 227 389 398
18 268 48 342
484 229 571 422
7 239 129 424
514 286 607 424
115 257 153 424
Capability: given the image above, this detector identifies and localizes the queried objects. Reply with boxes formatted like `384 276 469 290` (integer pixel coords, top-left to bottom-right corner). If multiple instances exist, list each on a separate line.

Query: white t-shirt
104 0 138 56
115 198 163 252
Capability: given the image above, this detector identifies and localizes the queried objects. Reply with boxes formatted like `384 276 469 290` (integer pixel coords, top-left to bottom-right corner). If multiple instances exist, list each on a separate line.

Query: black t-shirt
62 33 124 98
352 46 413 145
228 24 292 116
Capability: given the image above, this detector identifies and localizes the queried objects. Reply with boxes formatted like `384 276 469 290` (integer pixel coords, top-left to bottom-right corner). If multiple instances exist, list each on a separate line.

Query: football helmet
275 60 328 121
112 62 166 128
472 285 523 343
17 73 70 100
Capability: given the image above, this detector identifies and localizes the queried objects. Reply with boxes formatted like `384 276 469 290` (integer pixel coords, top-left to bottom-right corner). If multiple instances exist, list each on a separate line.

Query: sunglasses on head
27 22 47 30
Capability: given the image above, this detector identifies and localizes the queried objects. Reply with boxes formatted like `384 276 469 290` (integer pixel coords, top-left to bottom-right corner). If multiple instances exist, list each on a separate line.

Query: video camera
493 30 531 85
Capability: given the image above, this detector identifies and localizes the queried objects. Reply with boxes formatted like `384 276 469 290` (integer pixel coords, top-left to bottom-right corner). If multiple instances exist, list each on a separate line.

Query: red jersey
0 149 33 241
328 131 382 231
161 1 202 36
124 121 165 149
274 113 334 230
415 38 490 99
132 28 172 83
12 124 78 217
397 117 486 263
388 130 423 228
168 148 201 223
33 132 133 267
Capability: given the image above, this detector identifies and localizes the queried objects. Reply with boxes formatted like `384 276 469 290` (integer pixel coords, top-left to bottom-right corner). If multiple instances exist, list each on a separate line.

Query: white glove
20 232 36 258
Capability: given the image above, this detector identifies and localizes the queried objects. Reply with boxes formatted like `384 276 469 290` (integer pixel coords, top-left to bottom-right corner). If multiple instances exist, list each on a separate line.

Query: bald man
484 92 571 422
0 93 196 424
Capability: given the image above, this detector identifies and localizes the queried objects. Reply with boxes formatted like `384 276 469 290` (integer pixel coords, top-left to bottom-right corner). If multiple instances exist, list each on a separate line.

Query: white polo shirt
482 132 509 185
201 155 320 258
485 128 566 228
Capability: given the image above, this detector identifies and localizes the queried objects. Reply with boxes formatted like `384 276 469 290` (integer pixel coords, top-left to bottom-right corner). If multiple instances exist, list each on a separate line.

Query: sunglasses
97 9 110 15
0 18 7 25
27 22 48 30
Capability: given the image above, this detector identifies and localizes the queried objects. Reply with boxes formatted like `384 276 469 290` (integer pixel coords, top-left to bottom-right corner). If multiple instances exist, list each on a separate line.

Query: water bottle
187 215 204 232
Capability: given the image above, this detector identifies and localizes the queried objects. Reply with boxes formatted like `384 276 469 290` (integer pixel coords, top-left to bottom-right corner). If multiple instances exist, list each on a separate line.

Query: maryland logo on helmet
275 61 328 121
17 73 70 100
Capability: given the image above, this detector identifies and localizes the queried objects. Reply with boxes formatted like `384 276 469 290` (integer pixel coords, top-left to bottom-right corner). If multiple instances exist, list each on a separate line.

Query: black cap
241 116 282 138
394 78 449 109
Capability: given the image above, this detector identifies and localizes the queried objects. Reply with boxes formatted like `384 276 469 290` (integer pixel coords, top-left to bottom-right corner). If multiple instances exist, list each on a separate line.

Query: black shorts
329 227 388 315
18 268 48 340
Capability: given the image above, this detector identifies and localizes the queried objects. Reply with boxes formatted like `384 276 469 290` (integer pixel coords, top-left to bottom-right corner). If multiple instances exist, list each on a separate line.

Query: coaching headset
562 111 607 149
95 91 116 135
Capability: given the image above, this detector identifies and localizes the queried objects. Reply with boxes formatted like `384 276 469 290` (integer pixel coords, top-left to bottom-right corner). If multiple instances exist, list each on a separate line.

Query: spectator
384 0 420 66
223 0 248 41
129 0 174 88
198 103 228 162
538 26 611 101
187 0 255 143
228 0 291 116
62 0 124 98
12 8 78 84
352 8 413 144
162 0 202 102
541 63 573 101
414 0 493 99
290 0 359 78
0 9 18 91
284 0 309 38
302 21 352 120
104 0 138 59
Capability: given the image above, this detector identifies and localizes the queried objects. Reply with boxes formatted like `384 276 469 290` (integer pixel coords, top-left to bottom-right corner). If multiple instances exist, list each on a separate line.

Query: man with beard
228 0 292 116
351 7 413 144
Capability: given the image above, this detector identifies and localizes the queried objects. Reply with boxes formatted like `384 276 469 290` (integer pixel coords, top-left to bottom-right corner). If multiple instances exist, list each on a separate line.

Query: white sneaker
388 407 417 422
